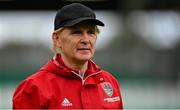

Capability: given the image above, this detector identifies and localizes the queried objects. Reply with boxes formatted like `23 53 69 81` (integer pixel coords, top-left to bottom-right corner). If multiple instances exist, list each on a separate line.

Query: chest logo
61 98 73 106
101 82 113 97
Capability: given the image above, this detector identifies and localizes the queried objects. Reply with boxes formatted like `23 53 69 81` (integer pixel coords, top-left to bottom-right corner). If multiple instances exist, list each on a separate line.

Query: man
13 3 123 109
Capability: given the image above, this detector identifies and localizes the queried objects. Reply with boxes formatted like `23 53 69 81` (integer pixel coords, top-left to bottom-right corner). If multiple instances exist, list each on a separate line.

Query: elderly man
13 3 123 109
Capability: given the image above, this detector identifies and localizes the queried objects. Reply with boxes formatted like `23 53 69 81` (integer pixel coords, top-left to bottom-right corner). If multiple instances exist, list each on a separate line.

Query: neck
60 54 88 74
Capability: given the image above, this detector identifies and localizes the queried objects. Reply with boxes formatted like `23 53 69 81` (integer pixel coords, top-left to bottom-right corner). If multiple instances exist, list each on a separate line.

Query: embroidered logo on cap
101 82 113 97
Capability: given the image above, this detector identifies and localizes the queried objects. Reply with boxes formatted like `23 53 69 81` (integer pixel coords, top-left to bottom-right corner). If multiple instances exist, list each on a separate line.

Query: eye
87 30 95 35
71 30 82 35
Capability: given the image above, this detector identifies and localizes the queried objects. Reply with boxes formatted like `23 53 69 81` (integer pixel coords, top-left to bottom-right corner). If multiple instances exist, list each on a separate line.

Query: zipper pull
82 79 85 85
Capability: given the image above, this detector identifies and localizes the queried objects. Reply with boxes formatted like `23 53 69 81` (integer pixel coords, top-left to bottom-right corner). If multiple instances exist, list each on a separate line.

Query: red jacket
13 54 123 109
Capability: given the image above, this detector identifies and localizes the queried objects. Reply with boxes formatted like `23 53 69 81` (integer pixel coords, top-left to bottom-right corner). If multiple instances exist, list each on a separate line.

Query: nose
82 31 90 39
80 32 90 43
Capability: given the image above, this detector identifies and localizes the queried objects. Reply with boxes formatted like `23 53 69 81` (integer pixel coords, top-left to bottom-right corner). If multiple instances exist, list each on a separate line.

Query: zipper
52 54 102 85
71 70 102 85
71 71 84 84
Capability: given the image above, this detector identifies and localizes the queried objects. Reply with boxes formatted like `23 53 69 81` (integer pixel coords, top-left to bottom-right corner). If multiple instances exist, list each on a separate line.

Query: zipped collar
40 54 103 84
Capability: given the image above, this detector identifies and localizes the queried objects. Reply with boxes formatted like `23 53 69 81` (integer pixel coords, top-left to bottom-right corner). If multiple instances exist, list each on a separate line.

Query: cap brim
63 17 105 27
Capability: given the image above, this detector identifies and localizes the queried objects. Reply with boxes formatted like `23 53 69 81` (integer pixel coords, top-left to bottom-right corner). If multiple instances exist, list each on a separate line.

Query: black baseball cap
54 3 105 30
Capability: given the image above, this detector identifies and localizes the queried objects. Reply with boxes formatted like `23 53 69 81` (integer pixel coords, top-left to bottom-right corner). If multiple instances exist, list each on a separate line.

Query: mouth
77 48 90 50
77 48 90 51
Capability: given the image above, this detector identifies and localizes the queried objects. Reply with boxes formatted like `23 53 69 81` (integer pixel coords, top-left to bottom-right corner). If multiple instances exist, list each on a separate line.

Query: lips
77 48 90 50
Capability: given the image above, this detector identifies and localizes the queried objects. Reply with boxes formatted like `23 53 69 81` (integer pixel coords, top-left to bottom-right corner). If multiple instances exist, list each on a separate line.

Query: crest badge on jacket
101 82 113 97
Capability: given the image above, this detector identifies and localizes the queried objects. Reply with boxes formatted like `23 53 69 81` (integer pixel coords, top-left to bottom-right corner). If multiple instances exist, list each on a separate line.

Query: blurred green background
0 0 180 109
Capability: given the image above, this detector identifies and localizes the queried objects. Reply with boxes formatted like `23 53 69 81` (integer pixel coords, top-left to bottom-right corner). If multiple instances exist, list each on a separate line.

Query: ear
52 32 62 48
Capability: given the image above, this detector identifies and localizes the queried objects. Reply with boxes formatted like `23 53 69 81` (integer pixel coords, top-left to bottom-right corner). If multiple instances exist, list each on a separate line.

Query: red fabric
13 54 123 109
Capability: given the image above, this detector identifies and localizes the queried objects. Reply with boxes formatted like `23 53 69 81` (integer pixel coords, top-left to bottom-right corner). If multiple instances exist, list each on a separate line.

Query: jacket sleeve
113 76 124 109
12 79 47 109
107 72 124 109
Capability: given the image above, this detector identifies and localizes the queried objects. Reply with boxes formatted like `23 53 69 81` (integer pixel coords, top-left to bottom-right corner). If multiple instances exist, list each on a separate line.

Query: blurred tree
0 41 53 82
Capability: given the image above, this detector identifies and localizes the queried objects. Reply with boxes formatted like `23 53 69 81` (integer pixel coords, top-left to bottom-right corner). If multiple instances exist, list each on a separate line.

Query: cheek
90 40 97 54
63 40 76 51
92 39 97 47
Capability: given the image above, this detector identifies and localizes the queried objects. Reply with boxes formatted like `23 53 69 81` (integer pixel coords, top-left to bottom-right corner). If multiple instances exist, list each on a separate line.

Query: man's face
55 22 98 63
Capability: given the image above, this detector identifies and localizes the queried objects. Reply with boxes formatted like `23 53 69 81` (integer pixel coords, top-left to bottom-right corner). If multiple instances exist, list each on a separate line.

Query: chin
76 55 91 61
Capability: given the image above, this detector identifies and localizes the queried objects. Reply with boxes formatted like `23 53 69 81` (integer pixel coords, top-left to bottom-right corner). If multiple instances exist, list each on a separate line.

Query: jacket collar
40 54 102 81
